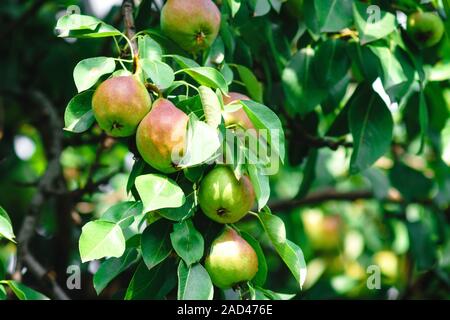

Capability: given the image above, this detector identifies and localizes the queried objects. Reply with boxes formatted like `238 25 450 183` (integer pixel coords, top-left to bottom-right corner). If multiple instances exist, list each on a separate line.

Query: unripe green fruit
160 0 221 53
198 166 255 224
92 76 151 137
407 12 444 48
205 227 258 289
136 98 188 173
222 92 255 130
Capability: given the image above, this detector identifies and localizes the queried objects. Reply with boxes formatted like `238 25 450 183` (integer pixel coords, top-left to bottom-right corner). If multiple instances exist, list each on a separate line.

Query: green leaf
251 0 271 17
418 90 429 154
73 57 115 92
349 86 393 174
159 192 197 221
368 45 414 100
282 48 326 115
0 206 15 242
241 100 286 165
166 54 200 69
390 162 433 201
125 260 177 300
256 286 296 300
180 67 228 93
0 281 49 300
141 59 174 90
79 220 126 263
101 201 143 228
313 39 350 90
407 221 437 271
178 114 221 167
259 210 307 289
199 86 222 129
138 35 163 61
93 248 139 295
240 232 268 287
177 261 214 300
0 285 6 300
303 1 320 36
135 174 185 213
64 90 95 133
126 158 146 194
296 149 318 199
227 0 242 17
363 167 390 199
55 14 121 38
170 220 204 266
233 64 263 102
247 164 270 211
353 2 397 45
141 219 173 269
315 0 353 33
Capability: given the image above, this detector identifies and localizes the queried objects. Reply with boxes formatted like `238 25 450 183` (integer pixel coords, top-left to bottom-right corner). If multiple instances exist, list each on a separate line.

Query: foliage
0 0 448 300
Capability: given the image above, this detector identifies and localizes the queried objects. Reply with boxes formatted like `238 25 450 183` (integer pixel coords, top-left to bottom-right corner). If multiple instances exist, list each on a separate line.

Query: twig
122 0 139 68
13 90 70 300
268 188 434 212
299 131 353 151
69 169 120 200
283 110 353 151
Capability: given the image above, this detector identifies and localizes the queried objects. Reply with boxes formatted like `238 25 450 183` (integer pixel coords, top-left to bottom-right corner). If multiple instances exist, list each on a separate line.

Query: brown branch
122 0 139 69
69 169 120 200
300 131 353 151
12 90 70 300
283 110 352 151
268 188 434 212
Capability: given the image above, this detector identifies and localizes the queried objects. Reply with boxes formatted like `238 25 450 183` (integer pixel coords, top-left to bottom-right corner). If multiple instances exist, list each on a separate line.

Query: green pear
222 92 255 130
160 0 221 53
92 76 151 137
198 166 255 224
407 12 444 48
205 227 258 289
136 98 188 173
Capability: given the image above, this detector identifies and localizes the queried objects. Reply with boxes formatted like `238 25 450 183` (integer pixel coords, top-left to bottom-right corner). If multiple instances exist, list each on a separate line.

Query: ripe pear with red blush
160 0 221 53
136 98 188 173
222 92 255 130
92 76 151 137
205 227 258 289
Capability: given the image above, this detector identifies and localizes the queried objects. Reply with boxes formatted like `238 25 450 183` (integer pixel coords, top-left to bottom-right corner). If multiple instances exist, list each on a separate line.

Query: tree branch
13 90 70 300
283 110 352 151
268 188 434 212
122 0 138 68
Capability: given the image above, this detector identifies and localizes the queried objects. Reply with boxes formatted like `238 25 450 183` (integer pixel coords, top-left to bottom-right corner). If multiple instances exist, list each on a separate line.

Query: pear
160 0 221 53
205 227 258 289
136 98 188 173
198 166 255 224
222 92 255 130
92 76 151 137
407 12 444 48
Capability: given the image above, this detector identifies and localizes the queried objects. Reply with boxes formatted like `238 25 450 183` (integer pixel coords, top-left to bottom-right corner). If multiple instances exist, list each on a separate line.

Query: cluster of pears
92 79 259 289
407 11 444 48
91 0 262 289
